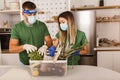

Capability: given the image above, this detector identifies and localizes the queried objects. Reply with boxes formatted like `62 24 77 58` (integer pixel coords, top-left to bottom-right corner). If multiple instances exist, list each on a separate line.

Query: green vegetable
58 44 85 60
28 51 43 60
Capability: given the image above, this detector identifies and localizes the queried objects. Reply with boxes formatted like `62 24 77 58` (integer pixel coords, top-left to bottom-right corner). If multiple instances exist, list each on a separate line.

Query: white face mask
28 16 36 24
60 23 68 31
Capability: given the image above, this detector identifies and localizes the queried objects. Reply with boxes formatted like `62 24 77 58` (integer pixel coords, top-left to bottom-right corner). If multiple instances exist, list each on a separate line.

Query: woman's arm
53 38 59 48
80 45 88 55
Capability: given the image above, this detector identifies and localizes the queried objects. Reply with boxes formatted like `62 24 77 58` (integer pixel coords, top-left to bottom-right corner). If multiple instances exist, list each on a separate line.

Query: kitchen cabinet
97 51 120 72
0 10 20 15
0 0 20 28
0 10 20 28
96 9 120 43
1 54 21 65
0 0 20 53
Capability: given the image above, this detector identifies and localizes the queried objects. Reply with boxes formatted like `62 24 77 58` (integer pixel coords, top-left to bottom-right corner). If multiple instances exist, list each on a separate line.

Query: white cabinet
1 54 21 65
113 53 120 72
0 10 20 28
0 46 1 65
97 51 120 72
0 0 20 28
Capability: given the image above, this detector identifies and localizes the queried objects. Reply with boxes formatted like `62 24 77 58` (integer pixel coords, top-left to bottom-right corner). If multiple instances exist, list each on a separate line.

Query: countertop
0 65 120 80
94 47 120 51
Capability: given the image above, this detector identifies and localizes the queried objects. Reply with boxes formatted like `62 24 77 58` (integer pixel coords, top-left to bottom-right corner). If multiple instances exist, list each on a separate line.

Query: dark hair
58 11 74 22
22 1 36 10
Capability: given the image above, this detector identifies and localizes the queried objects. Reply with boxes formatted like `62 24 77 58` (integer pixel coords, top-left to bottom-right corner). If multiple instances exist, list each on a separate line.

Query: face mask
60 23 68 31
28 16 36 24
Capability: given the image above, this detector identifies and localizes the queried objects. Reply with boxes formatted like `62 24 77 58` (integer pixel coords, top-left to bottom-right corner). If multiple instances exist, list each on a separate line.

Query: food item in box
46 63 66 76
31 68 39 77
39 62 66 76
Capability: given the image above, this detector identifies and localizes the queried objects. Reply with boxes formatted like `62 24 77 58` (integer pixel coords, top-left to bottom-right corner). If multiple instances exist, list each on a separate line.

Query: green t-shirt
11 20 50 65
56 30 88 65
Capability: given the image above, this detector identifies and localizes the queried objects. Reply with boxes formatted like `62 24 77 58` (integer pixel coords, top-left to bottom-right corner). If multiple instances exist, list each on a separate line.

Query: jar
99 0 104 6
31 68 39 77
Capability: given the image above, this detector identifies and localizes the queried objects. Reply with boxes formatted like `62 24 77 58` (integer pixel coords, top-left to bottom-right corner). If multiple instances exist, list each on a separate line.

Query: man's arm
9 39 24 53
44 35 53 48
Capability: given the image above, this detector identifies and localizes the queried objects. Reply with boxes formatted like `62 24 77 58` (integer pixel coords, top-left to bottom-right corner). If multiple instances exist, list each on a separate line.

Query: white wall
71 0 120 8
71 0 99 8
0 0 19 10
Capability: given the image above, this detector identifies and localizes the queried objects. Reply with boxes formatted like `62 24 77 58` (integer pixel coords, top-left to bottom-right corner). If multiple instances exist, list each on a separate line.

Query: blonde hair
58 11 77 47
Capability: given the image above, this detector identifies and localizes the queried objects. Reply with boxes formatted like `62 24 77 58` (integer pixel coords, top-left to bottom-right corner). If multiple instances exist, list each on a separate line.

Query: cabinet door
0 53 2 65
97 51 113 70
113 52 120 72
1 54 21 65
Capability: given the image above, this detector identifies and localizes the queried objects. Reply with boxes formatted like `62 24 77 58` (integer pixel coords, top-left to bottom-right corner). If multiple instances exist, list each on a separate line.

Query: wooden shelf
0 9 20 14
94 47 120 51
45 20 57 23
96 19 120 23
71 5 120 11
38 11 45 14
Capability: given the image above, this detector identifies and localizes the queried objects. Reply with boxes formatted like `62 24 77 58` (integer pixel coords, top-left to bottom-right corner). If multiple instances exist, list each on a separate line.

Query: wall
71 0 120 8
0 0 19 10
71 0 99 8
20 0 70 39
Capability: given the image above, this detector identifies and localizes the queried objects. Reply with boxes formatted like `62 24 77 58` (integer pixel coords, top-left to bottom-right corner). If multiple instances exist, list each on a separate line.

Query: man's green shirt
11 20 50 65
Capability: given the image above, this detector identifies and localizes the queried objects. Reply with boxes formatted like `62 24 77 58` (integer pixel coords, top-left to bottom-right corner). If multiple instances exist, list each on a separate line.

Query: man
9 1 52 65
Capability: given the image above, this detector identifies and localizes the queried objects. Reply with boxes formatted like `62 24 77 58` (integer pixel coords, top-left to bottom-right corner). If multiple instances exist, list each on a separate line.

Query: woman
48 11 88 65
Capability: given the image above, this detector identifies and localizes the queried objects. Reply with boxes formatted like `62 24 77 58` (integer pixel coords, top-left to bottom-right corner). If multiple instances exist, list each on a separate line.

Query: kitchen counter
94 47 120 51
0 65 120 80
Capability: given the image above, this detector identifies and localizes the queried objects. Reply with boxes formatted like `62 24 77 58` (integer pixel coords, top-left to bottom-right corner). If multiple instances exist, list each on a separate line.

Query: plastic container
29 60 67 76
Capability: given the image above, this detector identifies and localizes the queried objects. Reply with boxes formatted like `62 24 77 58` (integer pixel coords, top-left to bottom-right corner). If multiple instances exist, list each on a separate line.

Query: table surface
0 65 120 80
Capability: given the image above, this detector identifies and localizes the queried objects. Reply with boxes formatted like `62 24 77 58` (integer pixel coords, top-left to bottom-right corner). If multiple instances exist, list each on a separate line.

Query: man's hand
38 45 48 55
73 50 80 56
23 44 37 53
48 46 56 57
